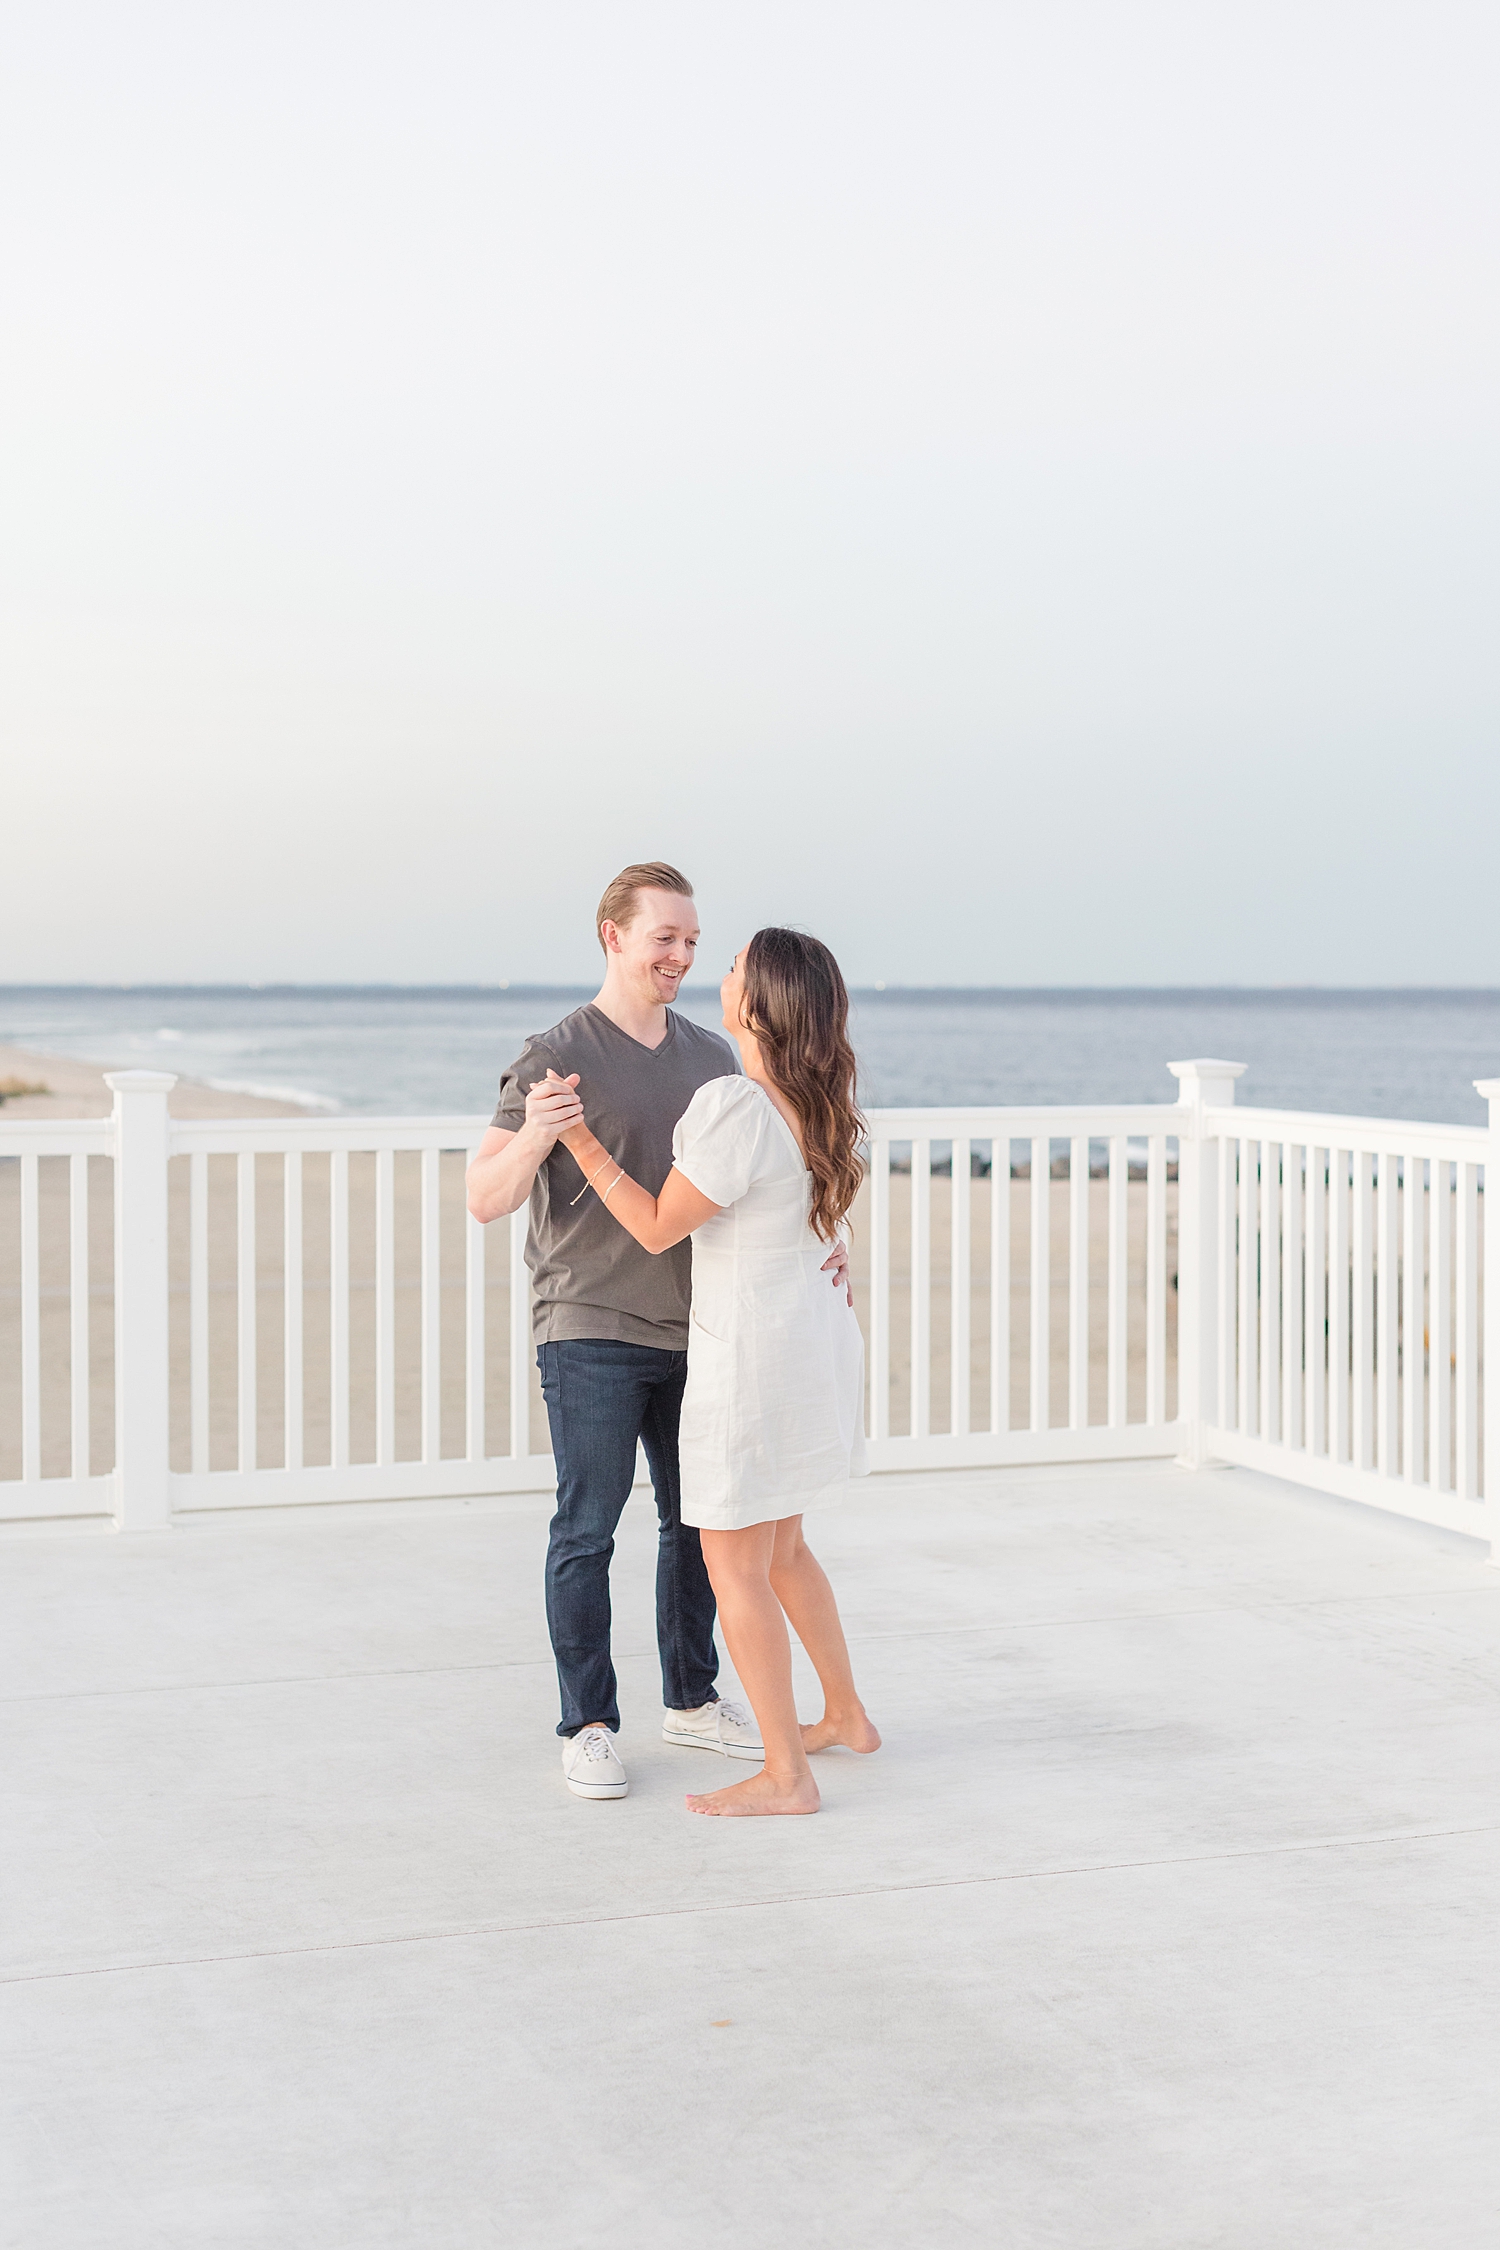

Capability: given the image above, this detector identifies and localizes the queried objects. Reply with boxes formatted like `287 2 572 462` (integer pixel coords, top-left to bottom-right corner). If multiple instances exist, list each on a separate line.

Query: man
467 862 849 1801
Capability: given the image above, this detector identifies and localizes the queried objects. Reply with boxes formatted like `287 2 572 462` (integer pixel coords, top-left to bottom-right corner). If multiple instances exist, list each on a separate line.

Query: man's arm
465 1072 585 1224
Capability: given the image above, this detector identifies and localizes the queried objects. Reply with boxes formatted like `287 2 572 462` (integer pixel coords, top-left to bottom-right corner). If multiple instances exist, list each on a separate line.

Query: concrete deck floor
6 1462 1500 2249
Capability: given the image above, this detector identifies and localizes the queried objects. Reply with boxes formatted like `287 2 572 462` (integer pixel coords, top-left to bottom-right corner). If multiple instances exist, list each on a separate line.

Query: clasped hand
523 1068 585 1149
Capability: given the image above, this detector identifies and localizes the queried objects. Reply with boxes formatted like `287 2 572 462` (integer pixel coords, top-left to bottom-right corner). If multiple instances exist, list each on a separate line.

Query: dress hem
681 1476 858 1533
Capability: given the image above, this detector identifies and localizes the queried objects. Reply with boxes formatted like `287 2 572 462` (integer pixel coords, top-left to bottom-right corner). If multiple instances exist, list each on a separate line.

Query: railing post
107 1071 177 1532
1168 1059 1247 1469
1475 1078 1500 1558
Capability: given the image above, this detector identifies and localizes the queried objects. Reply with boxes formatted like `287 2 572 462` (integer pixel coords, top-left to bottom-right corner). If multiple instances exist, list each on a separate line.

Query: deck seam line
7 1820 1497 1989
4 1581 1493 1705
0 1656 559 1703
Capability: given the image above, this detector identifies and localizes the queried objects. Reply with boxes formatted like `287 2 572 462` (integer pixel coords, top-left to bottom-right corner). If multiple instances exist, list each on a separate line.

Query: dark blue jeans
538 1338 720 1738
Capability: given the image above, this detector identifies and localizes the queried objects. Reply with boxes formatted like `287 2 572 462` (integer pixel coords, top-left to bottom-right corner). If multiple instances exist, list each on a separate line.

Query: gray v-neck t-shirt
493 1004 739 1348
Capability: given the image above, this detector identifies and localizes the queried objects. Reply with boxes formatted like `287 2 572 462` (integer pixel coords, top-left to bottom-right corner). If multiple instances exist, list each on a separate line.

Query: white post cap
1167 1059 1248 1104
104 1071 178 1092
1475 1079 1500 1115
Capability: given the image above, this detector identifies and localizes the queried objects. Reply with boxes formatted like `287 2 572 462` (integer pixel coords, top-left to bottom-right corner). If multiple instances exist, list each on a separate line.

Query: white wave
203 1077 341 1112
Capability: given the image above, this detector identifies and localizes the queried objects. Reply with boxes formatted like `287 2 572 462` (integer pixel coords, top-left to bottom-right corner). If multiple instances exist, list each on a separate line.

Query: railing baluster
950 1137 971 1437
1259 1138 1279 1443
1485 1101 1500 1519
330 1150 350 1470
420 1146 441 1465
283 1152 303 1474
1402 1154 1424 1487
465 1142 487 1463
988 1136 1008 1434
1330 1148 1351 1463
189 1151 209 1474
69 1151 91 1480
237 1150 257 1472
1218 1134 1236 1432
1238 1137 1257 1437
1029 1136 1049 1431
106 1071 173 1529
19 1154 40 1484
910 1137 931 1439
1377 1150 1398 1476
1283 1141 1303 1450
1151 1125 1169 1422
1306 1146 1326 1458
375 1148 395 1465
1068 1135 1089 1429
1107 1134 1127 1427
1352 1151 1374 1470
1455 1160 1479 1501
508 1204 530 1458
1146 1134 1166 1426
1431 1158 1451 1494
870 1139 891 1440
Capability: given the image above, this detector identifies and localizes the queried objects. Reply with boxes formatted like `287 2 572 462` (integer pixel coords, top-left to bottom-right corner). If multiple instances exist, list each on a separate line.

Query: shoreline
0 1043 317 1121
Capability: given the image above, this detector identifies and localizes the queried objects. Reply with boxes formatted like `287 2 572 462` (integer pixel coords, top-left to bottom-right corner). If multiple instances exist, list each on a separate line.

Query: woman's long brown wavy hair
741 928 865 1242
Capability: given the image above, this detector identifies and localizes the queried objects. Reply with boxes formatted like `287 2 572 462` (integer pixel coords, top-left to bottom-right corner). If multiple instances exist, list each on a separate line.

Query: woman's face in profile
720 949 747 1033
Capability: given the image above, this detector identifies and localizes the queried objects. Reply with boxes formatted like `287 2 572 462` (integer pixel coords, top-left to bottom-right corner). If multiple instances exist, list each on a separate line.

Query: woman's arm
548 1073 721 1253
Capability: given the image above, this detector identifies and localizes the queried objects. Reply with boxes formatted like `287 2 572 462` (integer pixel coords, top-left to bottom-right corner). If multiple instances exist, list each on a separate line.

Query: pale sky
4 2 1497 987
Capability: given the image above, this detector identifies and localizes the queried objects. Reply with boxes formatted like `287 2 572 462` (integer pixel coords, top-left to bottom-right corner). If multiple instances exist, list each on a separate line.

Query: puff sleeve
672 1076 768 1209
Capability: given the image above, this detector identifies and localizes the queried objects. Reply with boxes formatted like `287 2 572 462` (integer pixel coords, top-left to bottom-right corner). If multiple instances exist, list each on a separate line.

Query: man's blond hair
595 862 694 953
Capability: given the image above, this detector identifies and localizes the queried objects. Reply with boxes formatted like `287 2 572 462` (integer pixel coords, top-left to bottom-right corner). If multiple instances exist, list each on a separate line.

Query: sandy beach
0 1043 310 1121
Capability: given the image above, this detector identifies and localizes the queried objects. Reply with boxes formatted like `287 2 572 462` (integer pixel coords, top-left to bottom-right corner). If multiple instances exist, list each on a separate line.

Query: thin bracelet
600 1166 626 1208
569 1155 616 1207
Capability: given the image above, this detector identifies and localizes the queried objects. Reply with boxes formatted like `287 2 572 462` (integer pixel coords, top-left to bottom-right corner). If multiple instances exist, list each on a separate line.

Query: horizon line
5 983 1500 1001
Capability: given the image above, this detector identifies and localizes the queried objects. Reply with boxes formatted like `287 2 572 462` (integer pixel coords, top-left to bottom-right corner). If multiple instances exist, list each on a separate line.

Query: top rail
3 1098 1484 1160
863 1102 1185 1138
0 1118 114 1156
1204 1105 1487 1158
168 1114 490 1155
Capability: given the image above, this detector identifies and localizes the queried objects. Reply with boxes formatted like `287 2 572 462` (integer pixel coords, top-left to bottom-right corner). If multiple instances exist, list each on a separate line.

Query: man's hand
821 1235 853 1308
540 1068 594 1155
464 1070 584 1226
523 1070 583 1152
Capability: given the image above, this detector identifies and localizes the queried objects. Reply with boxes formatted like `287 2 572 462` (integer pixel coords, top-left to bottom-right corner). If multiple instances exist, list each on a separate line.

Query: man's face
605 888 700 1006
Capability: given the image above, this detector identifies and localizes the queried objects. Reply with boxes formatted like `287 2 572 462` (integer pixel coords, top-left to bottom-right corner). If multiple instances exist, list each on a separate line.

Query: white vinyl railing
1 1061 1496 1548
1196 1102 1494 1538
1 1115 111 1513
861 1103 1180 1473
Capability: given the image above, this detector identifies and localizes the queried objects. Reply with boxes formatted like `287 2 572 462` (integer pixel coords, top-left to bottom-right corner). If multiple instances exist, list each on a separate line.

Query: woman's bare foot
685 1770 820 1817
800 1711 881 1755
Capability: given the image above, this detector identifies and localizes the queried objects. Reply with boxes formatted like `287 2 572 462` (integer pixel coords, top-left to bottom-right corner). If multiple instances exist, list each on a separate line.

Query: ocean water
2 987 1499 1126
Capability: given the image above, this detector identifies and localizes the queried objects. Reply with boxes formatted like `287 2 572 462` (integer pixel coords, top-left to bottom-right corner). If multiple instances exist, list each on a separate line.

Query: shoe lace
578 1728 616 1763
715 1700 751 1733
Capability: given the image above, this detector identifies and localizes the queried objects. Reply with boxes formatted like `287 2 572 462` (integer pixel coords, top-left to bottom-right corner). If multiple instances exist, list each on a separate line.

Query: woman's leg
768 1517 881 1755
690 1523 819 1816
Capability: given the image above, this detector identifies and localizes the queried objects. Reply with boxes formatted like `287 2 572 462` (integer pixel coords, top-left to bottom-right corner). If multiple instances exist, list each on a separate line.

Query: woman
548 926 879 1817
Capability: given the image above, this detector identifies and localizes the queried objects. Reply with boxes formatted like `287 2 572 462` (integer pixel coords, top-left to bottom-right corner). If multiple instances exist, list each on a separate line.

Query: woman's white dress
671 1075 868 1531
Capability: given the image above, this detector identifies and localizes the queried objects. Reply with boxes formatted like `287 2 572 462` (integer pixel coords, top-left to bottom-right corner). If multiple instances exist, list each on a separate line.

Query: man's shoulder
493 1008 595 1117
523 1004 600 1059
504 1004 626 1075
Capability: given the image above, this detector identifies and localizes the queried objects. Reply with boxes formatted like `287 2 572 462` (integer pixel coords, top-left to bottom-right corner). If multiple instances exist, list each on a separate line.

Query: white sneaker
562 1726 629 1799
662 1698 764 1762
